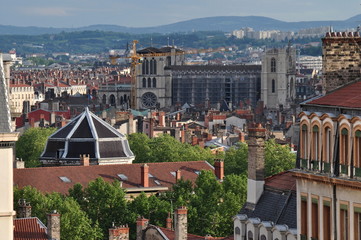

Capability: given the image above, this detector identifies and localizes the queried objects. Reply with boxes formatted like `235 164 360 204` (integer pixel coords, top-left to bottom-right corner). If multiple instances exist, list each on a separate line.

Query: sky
2 0 361 28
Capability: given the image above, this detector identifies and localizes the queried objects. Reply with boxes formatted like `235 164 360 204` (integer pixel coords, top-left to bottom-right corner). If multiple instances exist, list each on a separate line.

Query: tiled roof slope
14 161 214 195
14 218 48 240
154 226 233 240
306 80 361 108
0 54 12 133
239 170 297 228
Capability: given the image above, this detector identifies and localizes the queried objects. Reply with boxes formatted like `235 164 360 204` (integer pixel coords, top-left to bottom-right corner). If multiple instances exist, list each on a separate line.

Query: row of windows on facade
235 227 281 240
101 94 129 105
142 78 157 88
142 58 157 75
11 94 34 100
300 195 361 240
300 123 361 176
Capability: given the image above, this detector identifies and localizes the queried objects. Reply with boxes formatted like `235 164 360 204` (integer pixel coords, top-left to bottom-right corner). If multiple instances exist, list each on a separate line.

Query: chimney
47 210 61 240
128 114 134 135
141 164 149 188
50 112 56 125
136 216 148 240
80 154 90 166
109 224 129 240
176 169 182 181
166 212 172 229
17 199 31 218
246 123 266 207
175 206 187 240
29 118 35 128
14 158 25 169
159 112 165 127
239 132 245 143
214 159 224 181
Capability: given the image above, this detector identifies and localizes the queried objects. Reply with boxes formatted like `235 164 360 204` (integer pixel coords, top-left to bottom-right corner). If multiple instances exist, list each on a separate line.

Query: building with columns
294 80 361 239
0 53 19 239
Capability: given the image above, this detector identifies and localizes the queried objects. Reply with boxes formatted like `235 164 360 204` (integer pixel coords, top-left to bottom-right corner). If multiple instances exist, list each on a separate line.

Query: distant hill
1 15 361 35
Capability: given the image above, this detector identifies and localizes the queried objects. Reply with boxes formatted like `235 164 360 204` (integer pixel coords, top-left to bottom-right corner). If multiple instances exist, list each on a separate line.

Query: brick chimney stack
246 123 266 207
214 159 224 180
166 212 172 229
136 216 149 240
141 164 149 187
17 199 31 218
159 111 165 127
176 169 182 181
47 210 61 240
175 206 188 240
80 154 90 166
109 224 129 240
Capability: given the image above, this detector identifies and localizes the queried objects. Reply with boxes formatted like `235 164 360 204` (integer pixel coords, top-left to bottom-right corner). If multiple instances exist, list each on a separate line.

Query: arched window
354 130 361 171
312 125 319 161
102 94 107 104
289 56 293 67
323 126 332 172
142 59 146 75
153 78 157 88
272 79 275 93
153 59 157 74
271 57 276 72
142 78 146 88
235 227 240 235
340 128 349 174
148 78 152 88
145 59 149 74
247 231 253 240
301 124 308 160
260 235 266 240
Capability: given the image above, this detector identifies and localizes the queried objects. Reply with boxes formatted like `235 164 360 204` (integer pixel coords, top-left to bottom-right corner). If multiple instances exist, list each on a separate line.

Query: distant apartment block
299 55 322 71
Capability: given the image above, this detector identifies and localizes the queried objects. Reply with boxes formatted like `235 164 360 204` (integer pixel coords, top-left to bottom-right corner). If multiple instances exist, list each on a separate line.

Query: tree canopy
16 127 57 167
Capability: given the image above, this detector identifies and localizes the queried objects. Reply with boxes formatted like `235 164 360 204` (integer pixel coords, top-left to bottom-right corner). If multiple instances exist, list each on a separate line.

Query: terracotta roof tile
14 218 48 240
157 226 233 240
265 171 296 191
306 81 361 108
14 161 214 195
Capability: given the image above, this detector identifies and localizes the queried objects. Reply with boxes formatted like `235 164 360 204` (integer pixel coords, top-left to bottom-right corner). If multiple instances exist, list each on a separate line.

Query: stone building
294 80 361 239
0 53 19 240
261 45 296 110
322 31 361 93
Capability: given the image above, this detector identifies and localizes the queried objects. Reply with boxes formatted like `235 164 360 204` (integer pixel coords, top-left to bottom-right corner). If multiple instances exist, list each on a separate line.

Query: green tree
16 127 57 167
265 138 296 177
69 178 129 238
223 143 248 175
127 133 152 163
14 186 102 240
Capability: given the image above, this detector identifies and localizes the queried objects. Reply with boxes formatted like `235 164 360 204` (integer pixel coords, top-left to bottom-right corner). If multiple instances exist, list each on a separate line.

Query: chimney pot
176 169 182 181
47 211 61 240
175 206 187 240
136 216 149 240
141 164 149 188
214 159 224 181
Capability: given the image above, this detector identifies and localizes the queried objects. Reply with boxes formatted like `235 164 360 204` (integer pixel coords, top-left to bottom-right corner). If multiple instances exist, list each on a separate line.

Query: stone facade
261 46 296 110
322 32 361 93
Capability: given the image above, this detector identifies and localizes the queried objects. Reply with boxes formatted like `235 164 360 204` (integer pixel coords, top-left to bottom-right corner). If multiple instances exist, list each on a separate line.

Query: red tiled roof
157 226 233 240
10 84 32 88
14 161 214 195
14 218 48 240
306 81 361 108
265 171 296 191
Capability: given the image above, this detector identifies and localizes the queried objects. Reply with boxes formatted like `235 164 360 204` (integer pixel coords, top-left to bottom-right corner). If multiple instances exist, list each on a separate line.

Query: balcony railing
300 158 308 169
323 162 331 173
340 164 348 175
355 167 361 177
311 160 320 171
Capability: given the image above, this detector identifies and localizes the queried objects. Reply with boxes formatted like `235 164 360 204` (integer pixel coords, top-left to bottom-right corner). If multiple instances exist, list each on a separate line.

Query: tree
223 143 248 175
265 138 296 177
14 186 102 240
16 127 57 167
69 178 129 238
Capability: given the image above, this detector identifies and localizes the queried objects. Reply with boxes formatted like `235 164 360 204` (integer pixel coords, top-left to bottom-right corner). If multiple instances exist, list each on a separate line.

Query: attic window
59 176 71 183
154 180 161 186
117 174 128 181
170 171 176 177
194 171 200 175
148 173 154 178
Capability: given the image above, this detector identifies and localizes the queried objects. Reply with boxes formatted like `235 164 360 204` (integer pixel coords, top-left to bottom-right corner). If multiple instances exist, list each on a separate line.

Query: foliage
223 143 248 175
16 127 57 167
69 178 129 238
128 133 216 164
14 186 102 240
264 138 296 177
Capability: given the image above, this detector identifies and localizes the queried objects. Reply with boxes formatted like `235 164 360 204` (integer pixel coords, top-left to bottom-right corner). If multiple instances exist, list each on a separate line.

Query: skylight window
117 174 128 181
194 171 200 175
170 171 176 177
154 180 161 186
59 176 71 183
148 173 154 178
